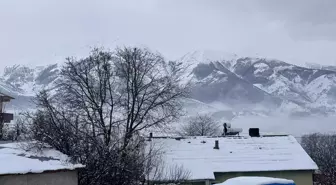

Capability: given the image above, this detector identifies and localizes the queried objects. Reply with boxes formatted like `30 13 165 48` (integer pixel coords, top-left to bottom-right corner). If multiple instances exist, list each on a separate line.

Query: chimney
213 140 219 149
148 132 153 141
249 128 260 137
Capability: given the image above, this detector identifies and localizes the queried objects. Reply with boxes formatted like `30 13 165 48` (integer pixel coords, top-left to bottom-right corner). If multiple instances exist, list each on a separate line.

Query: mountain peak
0 64 60 97
180 50 239 64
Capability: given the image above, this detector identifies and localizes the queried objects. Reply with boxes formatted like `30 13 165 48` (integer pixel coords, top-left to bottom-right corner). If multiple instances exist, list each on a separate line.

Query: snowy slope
180 50 238 69
0 64 60 110
0 64 60 97
236 59 336 113
306 62 336 72
179 50 239 85
3 50 336 116
305 73 336 111
179 50 336 114
180 51 284 111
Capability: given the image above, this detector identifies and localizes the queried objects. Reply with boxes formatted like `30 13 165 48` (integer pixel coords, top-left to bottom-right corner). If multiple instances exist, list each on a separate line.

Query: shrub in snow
301 133 336 185
1 114 28 141
179 114 220 136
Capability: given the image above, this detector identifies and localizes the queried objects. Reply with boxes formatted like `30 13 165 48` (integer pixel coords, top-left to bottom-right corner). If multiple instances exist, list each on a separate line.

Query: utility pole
0 93 14 140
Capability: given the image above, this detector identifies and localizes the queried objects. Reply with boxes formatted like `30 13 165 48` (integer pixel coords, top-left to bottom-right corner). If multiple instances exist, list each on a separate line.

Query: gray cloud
1 0 336 71
255 0 336 40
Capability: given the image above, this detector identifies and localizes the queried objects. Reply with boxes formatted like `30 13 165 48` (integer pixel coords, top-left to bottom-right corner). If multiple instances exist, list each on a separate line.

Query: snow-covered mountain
306 62 336 72
0 64 59 96
179 50 336 116
2 50 336 117
0 64 60 110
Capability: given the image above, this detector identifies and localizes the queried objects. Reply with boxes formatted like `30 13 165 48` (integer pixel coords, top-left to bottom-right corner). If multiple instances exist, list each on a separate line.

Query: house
0 92 14 140
146 134 318 185
0 141 84 185
0 92 14 123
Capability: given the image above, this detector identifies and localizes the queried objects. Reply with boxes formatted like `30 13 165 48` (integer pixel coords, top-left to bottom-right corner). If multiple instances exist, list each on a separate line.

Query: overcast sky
1 0 336 70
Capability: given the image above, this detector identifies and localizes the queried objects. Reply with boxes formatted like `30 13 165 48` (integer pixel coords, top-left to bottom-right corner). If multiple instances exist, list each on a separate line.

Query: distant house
0 92 14 123
0 142 84 185
147 134 318 185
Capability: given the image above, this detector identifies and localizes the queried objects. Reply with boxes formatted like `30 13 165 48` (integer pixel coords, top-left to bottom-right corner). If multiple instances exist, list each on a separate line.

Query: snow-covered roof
0 142 84 176
214 176 295 185
0 92 14 101
148 135 318 181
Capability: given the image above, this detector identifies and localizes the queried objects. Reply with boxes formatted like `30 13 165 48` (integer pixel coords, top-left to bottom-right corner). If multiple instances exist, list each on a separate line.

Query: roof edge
213 168 318 174
0 165 85 177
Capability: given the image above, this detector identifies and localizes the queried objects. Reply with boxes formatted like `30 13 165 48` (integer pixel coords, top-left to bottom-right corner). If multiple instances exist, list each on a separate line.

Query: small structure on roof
146 133 318 185
222 123 242 136
0 142 84 185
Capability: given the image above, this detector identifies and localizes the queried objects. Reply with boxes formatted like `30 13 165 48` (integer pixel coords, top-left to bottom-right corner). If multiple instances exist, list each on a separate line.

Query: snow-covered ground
146 114 336 145
231 115 336 140
181 98 336 140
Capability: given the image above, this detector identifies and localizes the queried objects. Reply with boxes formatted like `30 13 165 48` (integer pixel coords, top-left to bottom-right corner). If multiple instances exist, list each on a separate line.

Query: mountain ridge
180 50 336 115
2 50 336 117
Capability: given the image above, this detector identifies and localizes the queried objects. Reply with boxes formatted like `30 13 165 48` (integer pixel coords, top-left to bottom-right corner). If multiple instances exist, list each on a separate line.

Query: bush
301 133 336 185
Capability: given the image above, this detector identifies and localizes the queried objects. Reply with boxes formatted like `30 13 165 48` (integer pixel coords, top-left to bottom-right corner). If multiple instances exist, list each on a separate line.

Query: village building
146 133 318 185
0 141 84 185
0 93 14 123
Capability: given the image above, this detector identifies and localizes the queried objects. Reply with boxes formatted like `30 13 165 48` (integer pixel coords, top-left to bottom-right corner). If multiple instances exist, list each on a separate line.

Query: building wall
0 170 78 185
213 170 313 185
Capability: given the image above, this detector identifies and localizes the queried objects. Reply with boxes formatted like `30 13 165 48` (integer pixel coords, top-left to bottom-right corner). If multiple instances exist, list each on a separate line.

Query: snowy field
7 98 336 143
181 99 336 141
231 115 336 141
148 115 336 144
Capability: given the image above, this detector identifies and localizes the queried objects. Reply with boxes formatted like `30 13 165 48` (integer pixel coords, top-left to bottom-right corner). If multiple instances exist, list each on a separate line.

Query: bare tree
144 144 191 185
180 114 220 136
301 133 336 185
143 141 191 185
28 47 189 185
149 164 191 185
113 47 188 148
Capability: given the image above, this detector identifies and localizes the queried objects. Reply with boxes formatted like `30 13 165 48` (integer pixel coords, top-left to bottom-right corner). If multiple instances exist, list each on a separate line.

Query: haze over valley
2 50 336 138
